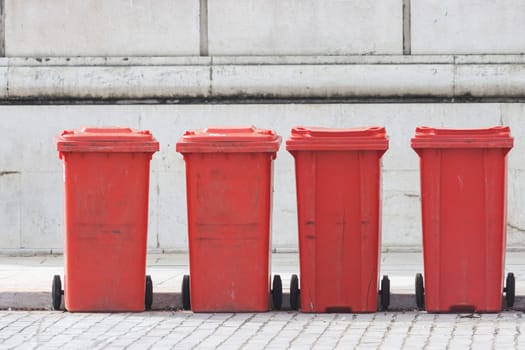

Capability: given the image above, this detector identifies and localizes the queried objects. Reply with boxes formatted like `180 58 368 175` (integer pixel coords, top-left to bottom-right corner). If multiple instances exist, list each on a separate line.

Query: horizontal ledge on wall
4 55 525 100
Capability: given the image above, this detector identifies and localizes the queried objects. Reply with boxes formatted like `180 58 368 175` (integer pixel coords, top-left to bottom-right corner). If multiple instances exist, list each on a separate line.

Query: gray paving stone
425 346 447 350
469 344 492 350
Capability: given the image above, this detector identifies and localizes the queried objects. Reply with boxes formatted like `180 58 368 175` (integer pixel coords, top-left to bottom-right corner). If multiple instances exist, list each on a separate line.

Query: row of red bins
52 125 515 314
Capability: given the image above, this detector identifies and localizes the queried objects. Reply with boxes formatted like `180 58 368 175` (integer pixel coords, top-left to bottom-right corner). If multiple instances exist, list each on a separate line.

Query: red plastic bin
55 127 159 312
411 126 514 313
286 126 390 313
176 126 282 312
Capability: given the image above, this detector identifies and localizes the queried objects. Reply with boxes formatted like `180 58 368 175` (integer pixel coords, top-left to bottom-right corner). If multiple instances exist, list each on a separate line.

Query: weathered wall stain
0 171 20 176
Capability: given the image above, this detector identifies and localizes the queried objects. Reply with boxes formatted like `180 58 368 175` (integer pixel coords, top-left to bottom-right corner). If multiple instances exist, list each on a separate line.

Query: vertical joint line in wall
200 0 209 56
156 178 160 249
209 56 213 97
402 0 411 55
3 0 6 97
0 0 5 57
452 56 457 102
498 102 504 126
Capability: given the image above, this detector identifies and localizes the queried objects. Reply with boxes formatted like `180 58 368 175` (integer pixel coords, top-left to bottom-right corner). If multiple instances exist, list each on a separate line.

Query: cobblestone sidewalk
0 311 523 349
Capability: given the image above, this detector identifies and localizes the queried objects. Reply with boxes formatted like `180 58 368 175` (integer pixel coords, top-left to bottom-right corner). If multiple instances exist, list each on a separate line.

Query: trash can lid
286 126 389 151
176 126 282 153
411 126 514 149
56 127 160 153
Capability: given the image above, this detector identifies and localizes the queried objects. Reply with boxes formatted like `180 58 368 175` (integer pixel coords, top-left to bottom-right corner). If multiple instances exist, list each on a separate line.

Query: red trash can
411 126 514 313
286 126 390 313
176 126 282 312
54 127 159 312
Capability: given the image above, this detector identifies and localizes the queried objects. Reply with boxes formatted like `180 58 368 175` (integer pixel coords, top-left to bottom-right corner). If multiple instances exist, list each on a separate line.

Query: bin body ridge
295 151 383 312
419 148 508 312
185 153 274 312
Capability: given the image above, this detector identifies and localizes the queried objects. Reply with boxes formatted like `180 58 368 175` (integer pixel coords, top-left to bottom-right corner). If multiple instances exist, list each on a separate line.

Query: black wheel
52 275 62 311
272 275 283 310
145 275 153 310
415 273 425 310
290 274 300 311
380 275 390 311
505 272 515 308
181 275 191 311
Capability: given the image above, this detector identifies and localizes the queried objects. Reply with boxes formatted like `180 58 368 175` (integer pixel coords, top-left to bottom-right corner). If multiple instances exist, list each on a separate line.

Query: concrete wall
207 0 402 55
2 103 525 253
411 0 525 54
5 0 200 56
2 1 525 252
4 56 525 101
6 0 525 56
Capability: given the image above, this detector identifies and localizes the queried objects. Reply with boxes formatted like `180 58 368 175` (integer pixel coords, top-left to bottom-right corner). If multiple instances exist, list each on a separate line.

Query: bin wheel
290 274 300 311
272 275 283 310
380 275 390 311
415 273 425 310
182 275 191 311
145 275 153 310
52 275 63 311
505 272 515 308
